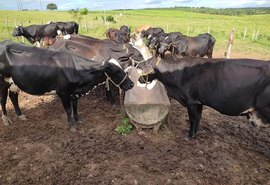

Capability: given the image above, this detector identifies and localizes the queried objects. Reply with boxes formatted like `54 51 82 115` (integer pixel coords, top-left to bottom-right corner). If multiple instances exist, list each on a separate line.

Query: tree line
144 7 270 16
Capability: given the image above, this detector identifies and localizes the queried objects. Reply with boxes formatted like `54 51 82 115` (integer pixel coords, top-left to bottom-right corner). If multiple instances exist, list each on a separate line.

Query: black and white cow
48 21 79 35
0 41 134 131
12 24 59 46
139 56 270 138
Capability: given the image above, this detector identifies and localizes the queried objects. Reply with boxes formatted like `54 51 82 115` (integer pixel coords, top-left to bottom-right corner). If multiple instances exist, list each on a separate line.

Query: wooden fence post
14 17 17 26
255 29 260 40
187 25 190 36
5 17 11 39
85 15 88 31
224 28 235 59
243 27 247 39
207 26 210 34
251 29 255 41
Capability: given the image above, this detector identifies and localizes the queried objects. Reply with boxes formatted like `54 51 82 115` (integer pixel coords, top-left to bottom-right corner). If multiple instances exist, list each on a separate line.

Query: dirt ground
0 52 270 185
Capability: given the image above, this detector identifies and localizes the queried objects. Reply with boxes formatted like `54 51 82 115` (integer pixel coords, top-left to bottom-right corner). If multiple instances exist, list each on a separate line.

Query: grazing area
0 9 270 184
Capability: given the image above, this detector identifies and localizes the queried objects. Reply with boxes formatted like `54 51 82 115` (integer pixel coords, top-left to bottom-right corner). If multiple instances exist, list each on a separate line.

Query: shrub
115 117 133 135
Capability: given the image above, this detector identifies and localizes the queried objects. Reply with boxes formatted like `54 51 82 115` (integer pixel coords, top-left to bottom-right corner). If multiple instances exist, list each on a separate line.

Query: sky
1 0 270 10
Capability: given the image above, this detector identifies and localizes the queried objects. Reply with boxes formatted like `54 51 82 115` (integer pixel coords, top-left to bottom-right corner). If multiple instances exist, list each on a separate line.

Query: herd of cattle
0 20 269 138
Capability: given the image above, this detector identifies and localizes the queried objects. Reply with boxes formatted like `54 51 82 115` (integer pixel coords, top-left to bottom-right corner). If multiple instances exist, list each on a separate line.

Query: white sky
1 0 269 10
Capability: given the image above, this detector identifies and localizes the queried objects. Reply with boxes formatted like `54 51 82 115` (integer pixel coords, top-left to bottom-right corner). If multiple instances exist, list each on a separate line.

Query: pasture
0 10 270 59
0 9 270 184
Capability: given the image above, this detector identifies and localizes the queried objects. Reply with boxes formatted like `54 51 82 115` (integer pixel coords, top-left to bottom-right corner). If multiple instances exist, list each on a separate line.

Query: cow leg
1 88 11 125
254 86 270 125
187 104 200 138
58 93 76 132
9 91 27 121
194 104 203 134
106 90 115 105
71 97 82 124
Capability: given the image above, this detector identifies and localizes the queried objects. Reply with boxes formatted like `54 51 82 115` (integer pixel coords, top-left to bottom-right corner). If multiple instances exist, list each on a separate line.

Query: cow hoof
70 126 77 132
18 114 27 121
76 120 83 124
2 114 12 125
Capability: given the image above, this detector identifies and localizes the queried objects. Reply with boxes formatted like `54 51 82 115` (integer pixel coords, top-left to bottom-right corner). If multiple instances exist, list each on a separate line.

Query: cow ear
19 26 23 33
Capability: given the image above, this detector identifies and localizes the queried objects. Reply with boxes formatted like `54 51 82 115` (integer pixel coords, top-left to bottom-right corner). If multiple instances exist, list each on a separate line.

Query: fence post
14 17 17 26
243 27 247 39
207 26 210 34
251 29 255 41
187 25 190 36
255 29 260 40
224 28 235 59
85 15 88 31
5 17 11 39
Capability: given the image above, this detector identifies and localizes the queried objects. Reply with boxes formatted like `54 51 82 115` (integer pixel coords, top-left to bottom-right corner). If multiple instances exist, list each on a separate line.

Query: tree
80 8 89 31
47 3 57 10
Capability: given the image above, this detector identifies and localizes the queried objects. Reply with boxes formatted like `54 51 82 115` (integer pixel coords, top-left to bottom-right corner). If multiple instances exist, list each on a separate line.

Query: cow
158 33 215 59
146 32 183 58
134 25 151 34
140 27 165 39
50 36 144 68
48 21 79 35
0 75 27 125
120 25 131 37
12 24 59 46
138 56 270 139
130 33 153 61
0 41 134 131
104 26 130 44
49 38 143 104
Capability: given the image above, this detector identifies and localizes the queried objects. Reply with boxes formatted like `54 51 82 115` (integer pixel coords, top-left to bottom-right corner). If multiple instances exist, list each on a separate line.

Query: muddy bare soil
0 86 270 185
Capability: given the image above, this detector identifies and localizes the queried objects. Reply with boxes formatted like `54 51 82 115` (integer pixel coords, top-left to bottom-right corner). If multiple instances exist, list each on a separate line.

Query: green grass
0 10 269 59
115 117 133 135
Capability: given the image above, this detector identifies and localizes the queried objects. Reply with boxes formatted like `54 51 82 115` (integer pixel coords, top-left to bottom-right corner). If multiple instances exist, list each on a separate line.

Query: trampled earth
0 83 269 185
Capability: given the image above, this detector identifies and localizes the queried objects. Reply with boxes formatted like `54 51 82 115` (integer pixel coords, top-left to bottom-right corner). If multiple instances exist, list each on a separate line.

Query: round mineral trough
124 67 170 133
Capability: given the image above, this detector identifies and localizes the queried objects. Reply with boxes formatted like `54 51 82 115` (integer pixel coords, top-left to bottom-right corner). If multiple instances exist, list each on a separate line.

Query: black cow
12 24 59 45
0 41 134 131
158 33 215 59
140 27 165 39
146 32 183 58
105 27 130 44
49 21 79 35
139 57 270 138
0 75 26 125
120 25 131 37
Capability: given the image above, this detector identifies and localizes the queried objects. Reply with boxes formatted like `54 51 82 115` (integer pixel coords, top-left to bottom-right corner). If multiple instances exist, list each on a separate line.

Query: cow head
137 57 160 83
140 30 148 38
124 43 144 62
103 59 134 91
12 26 24 37
158 37 172 56
120 25 131 37
149 37 159 50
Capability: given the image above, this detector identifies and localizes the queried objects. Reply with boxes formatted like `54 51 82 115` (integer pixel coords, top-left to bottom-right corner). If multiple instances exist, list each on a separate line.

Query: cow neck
141 57 161 76
21 27 36 44
104 72 128 89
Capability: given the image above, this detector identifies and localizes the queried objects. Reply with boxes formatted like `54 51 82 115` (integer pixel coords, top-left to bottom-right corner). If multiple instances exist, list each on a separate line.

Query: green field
0 10 269 59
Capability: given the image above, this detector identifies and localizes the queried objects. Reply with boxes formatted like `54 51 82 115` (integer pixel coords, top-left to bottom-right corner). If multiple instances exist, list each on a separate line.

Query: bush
106 15 116 23
115 117 133 135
